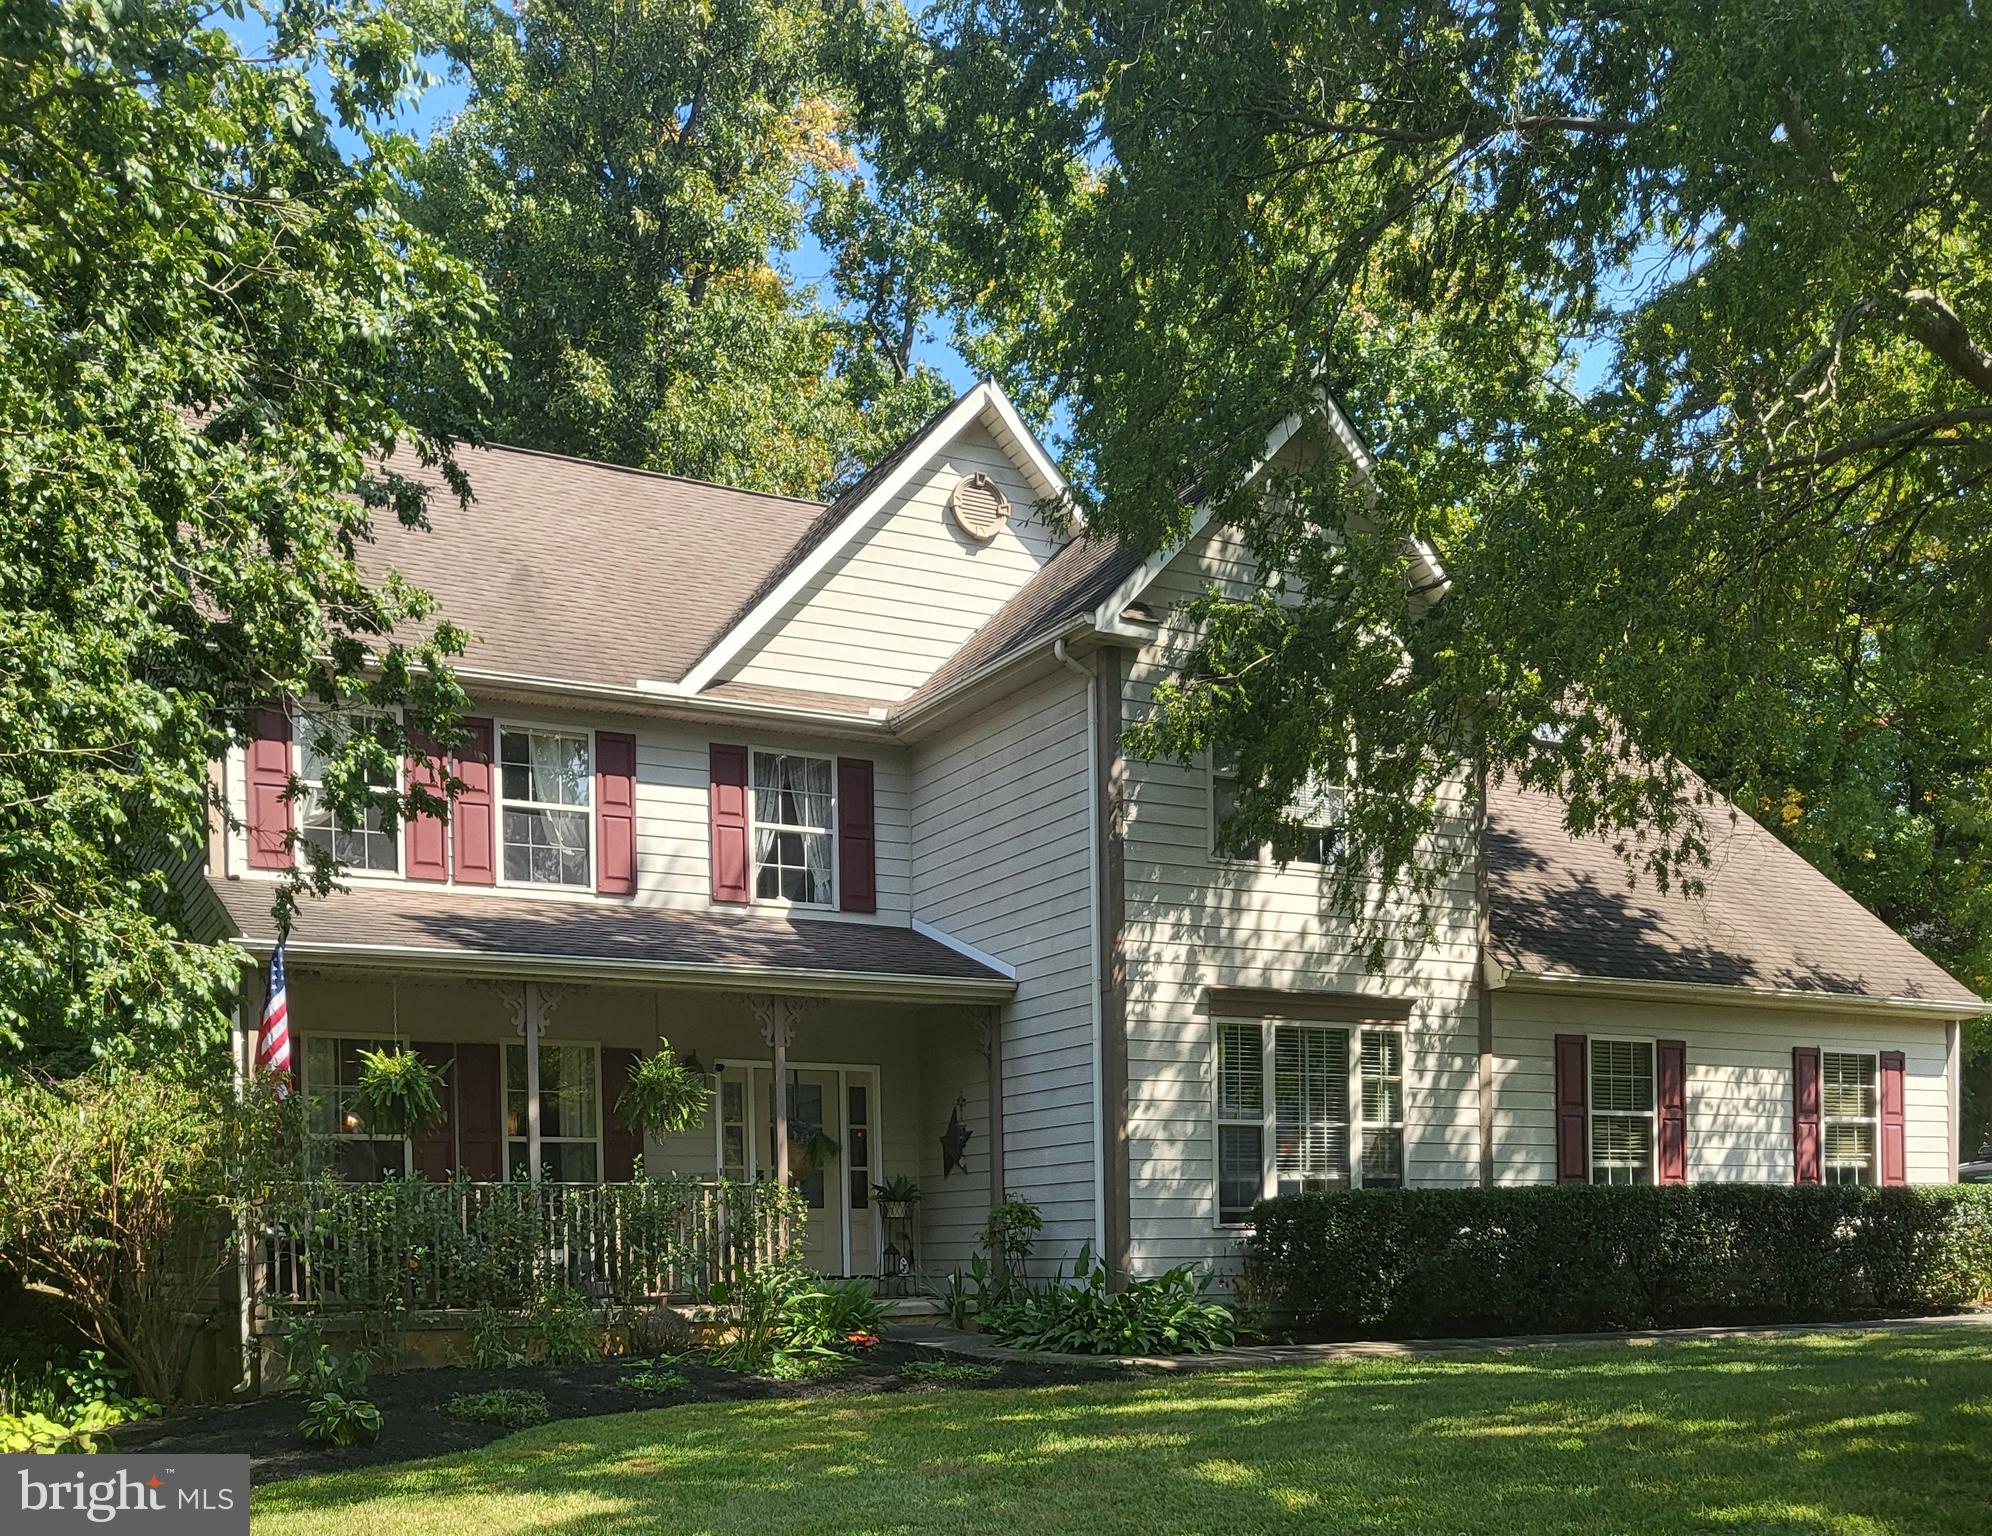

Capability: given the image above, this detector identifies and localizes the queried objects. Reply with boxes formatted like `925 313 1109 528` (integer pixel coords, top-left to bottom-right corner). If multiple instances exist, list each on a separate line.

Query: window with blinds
1822 1051 1878 1185
1274 1025 1350 1194
1360 1029 1406 1187
1216 1023 1264 1223
1214 1018 1404 1223
1589 1038 1655 1185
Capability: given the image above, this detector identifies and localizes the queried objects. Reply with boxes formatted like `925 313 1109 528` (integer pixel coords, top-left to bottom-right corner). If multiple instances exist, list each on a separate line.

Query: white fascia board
1088 390 1449 626
980 379 1075 513
1498 966 1984 1021
673 381 1071 697
226 935 1018 1002
1087 408 1308 629
909 917 1020 980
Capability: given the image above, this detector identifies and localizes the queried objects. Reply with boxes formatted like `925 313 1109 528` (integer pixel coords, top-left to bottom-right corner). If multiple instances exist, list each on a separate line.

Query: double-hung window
1821 1051 1879 1185
504 1042 601 1183
1360 1030 1406 1188
303 1036 410 1181
1211 747 1345 866
751 750 834 905
499 727 591 886
1589 1039 1656 1185
1215 1019 1405 1223
296 711 398 873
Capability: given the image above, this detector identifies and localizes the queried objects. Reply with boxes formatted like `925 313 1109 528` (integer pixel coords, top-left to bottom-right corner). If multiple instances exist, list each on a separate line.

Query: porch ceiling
207 877 1015 1001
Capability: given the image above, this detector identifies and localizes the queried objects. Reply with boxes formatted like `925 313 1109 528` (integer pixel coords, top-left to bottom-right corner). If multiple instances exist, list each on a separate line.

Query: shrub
981 1197 1044 1280
901 1358 999 1384
980 1245 1237 1355
622 1365 690 1395
0 1401 126 1453
280 1319 369 1398
522 1280 601 1365
298 1392 382 1447
445 1388 550 1429
780 1277 885 1352
0 1069 297 1402
468 1302 525 1369
709 1265 884 1375
1245 1184 1992 1338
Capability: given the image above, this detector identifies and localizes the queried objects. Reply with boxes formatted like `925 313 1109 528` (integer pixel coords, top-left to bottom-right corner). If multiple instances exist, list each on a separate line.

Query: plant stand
878 1199 917 1296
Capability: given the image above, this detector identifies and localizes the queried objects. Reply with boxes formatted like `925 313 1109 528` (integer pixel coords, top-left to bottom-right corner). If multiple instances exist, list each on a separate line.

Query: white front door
745 1065 881 1277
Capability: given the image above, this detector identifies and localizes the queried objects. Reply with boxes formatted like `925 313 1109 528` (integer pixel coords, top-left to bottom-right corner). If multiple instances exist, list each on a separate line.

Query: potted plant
872 1174 922 1220
353 1047 448 1140
615 1045 712 1136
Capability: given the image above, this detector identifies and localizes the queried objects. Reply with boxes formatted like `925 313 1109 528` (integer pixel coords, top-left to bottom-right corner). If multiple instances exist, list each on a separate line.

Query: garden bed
111 1341 1121 1483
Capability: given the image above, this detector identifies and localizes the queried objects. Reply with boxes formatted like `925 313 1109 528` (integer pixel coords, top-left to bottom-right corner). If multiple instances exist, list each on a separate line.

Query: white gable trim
909 917 1021 981
672 380 1069 697
1089 391 1447 628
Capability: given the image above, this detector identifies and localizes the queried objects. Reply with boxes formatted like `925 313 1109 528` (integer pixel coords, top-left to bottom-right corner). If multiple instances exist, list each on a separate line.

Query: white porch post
510 982 562 1184
750 995 805 1190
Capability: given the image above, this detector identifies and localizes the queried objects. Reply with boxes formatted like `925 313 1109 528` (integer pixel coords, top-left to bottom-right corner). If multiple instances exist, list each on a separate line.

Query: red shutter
602 1047 643 1181
837 756 877 914
453 1044 502 1181
453 717 496 886
1880 1049 1907 1186
405 717 449 882
246 705 294 869
411 1042 457 1179
709 744 750 904
1793 1046 1823 1184
1657 1039 1687 1185
596 731 638 896
1554 1034 1588 1184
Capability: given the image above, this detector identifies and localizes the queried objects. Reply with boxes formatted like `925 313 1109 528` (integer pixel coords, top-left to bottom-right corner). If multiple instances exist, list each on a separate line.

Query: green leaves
902 0 1992 1005
0 0 497 1071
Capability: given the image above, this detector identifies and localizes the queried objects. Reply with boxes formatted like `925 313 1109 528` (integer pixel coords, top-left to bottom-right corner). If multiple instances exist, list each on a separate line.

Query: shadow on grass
252 1331 1992 1536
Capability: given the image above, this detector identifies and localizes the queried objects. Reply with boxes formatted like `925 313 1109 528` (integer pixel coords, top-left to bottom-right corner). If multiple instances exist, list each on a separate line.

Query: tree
898 2 1992 1004
0 0 499 1074
404 0 956 495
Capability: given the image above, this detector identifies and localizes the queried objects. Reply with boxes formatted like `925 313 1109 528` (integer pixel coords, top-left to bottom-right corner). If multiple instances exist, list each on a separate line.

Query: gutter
1489 963 1983 1021
453 666 895 734
226 935 1017 1004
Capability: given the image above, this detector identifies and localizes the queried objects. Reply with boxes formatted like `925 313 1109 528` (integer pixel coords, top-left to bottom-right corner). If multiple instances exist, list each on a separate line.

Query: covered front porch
257 970 1001 1287
213 876 1016 1329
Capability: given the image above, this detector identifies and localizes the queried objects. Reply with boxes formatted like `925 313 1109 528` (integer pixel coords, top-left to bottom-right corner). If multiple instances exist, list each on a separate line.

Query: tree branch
1900 289 1992 397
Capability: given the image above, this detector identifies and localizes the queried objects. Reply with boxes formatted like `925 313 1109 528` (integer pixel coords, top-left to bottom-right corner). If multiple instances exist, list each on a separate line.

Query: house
183 380 1982 1300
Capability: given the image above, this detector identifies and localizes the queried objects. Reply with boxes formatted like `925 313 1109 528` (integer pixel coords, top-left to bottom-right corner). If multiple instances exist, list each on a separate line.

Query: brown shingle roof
360 443 825 689
208 878 1011 992
897 535 1143 713
1486 780 1980 1008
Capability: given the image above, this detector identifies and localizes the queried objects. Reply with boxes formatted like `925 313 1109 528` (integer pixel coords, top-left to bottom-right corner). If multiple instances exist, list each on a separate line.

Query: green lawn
254 1330 1992 1535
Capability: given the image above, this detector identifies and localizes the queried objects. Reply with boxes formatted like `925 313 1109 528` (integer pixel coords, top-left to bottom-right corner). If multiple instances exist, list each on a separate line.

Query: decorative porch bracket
748 994 812 1191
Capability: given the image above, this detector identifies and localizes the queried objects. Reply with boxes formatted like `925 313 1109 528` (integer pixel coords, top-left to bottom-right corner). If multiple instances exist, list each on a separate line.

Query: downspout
1055 639 1111 1260
233 983 256 1395
1475 755 1495 1189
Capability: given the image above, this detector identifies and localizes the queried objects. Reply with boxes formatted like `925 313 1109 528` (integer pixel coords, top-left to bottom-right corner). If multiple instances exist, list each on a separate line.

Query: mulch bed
112 1340 1121 1484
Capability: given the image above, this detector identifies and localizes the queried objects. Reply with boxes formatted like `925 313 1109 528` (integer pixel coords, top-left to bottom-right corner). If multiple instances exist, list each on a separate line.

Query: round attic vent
949 472 1009 542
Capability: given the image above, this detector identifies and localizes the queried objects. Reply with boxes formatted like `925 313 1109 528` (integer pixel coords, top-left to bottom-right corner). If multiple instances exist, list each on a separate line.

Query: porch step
879 1297 944 1319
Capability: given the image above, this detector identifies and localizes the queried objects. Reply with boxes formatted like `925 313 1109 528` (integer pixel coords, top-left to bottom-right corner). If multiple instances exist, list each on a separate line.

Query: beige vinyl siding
910 672 1097 1262
1120 524 1482 1277
222 701 915 924
722 419 1065 702
1491 988 1953 1184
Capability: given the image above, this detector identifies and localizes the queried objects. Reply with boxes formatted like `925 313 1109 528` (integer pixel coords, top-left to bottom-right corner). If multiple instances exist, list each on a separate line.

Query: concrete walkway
893 1309 1992 1372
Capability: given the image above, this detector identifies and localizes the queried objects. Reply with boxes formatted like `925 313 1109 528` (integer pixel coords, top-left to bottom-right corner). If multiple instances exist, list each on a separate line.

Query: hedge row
1244 1185 1992 1337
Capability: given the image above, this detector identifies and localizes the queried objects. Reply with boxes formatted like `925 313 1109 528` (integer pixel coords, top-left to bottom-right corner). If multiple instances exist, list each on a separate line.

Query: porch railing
247 1175 799 1316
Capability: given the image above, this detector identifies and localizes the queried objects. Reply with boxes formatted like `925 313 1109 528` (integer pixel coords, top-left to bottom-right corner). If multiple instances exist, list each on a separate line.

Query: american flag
255 945 292 1095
